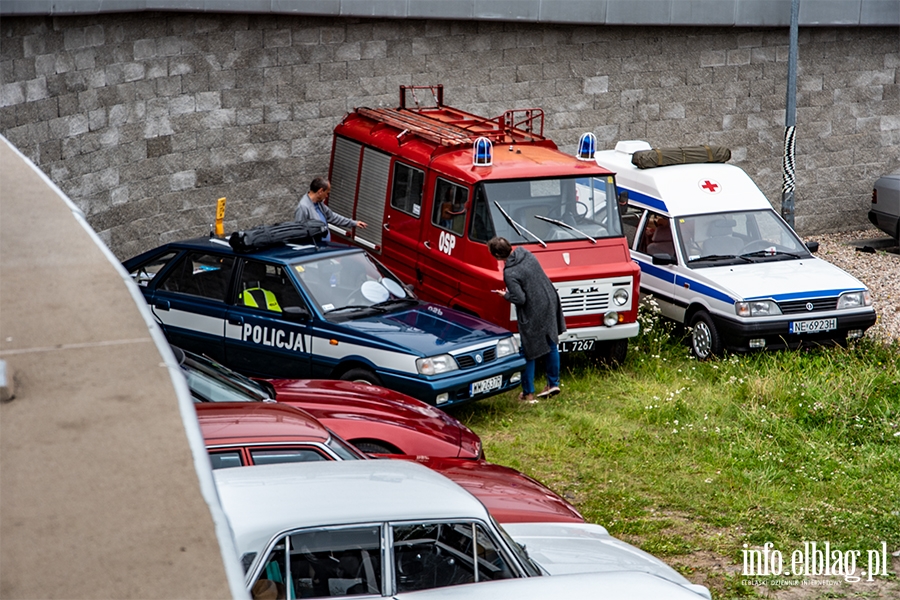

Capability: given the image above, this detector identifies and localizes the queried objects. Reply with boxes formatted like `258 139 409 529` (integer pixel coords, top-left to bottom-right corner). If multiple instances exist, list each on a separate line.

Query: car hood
502 522 709 598
397 457 584 524
698 257 868 302
267 379 481 457
338 303 512 356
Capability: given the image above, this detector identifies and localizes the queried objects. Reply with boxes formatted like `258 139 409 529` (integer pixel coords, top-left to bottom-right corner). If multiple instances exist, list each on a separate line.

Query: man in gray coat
294 177 367 242
489 237 565 402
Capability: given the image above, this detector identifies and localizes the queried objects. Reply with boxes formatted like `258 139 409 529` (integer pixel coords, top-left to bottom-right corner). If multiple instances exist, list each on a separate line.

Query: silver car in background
869 173 900 243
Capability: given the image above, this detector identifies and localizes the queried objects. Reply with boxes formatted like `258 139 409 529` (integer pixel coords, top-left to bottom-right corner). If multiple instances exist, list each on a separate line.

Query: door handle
228 316 244 326
154 299 170 311
424 241 431 250
383 222 390 231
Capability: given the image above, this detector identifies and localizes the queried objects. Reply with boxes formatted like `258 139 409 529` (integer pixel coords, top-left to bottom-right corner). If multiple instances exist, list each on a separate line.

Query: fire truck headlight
604 311 619 327
613 288 629 306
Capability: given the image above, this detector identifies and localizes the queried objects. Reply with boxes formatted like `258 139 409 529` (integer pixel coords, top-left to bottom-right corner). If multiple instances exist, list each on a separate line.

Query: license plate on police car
789 318 837 334
558 339 595 353
470 375 503 396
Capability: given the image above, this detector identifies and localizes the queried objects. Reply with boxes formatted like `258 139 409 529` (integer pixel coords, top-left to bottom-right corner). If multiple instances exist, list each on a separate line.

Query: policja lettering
243 324 304 350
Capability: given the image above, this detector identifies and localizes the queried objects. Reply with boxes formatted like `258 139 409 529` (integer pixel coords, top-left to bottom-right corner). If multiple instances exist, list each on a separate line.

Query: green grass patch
450 307 900 599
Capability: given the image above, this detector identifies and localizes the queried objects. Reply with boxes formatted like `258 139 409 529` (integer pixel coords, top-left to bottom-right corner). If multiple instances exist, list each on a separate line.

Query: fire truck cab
326 85 640 362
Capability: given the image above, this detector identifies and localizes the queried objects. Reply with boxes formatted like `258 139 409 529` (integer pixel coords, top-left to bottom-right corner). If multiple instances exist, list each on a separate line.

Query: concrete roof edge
1 0 897 26
0 134 251 600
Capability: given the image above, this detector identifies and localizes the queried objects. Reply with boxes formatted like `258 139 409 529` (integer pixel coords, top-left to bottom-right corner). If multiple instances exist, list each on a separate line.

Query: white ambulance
596 141 877 359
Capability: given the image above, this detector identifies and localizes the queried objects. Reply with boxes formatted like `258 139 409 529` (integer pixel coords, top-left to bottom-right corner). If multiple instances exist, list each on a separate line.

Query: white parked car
597 140 877 359
869 173 900 243
215 460 710 599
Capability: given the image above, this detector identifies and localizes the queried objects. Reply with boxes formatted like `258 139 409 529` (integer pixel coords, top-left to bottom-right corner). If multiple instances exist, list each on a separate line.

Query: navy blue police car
124 236 524 407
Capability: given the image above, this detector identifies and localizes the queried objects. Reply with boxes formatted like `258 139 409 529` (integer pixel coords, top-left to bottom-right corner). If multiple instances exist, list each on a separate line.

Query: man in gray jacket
489 237 565 403
294 177 367 242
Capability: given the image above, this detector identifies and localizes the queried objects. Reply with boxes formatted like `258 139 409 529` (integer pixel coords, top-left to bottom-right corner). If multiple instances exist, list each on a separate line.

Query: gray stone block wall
1 13 897 259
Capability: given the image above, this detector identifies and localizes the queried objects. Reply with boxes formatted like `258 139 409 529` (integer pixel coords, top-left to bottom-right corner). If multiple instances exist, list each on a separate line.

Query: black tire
689 311 722 360
594 339 628 367
339 368 382 386
351 440 399 455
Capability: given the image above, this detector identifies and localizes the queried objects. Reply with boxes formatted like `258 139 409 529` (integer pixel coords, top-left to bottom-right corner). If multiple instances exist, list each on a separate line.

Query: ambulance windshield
472 176 623 244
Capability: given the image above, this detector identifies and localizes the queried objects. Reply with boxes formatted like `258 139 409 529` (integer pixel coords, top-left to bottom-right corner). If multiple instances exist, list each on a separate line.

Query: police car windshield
476 176 623 244
294 252 413 315
676 209 810 267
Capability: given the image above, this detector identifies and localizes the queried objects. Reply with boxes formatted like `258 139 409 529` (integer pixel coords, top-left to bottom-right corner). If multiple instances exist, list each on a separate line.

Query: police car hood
342 303 513 355
699 257 867 302
502 522 710 598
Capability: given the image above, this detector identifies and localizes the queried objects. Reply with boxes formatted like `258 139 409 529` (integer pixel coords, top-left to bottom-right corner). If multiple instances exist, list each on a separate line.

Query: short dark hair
488 237 512 260
310 177 330 193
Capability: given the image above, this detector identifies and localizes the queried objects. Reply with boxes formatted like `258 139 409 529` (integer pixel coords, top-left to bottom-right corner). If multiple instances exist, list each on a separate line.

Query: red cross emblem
699 179 721 194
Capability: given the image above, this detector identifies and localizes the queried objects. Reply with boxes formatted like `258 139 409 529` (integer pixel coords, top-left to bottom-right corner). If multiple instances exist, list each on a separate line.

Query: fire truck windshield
471 176 623 244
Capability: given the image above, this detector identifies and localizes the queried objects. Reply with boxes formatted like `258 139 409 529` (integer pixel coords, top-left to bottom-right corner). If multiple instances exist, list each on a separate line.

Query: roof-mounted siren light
576 132 597 161
473 137 493 167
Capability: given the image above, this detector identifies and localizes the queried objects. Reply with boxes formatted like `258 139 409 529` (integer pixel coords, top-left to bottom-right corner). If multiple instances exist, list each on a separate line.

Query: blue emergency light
576 132 597 161
473 137 493 166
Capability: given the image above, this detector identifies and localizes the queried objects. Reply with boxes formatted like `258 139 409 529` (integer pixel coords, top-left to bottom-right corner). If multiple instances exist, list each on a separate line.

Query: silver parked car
869 174 900 242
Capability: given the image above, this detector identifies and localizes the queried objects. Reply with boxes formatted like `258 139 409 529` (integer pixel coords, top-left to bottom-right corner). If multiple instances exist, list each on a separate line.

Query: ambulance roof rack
355 85 547 148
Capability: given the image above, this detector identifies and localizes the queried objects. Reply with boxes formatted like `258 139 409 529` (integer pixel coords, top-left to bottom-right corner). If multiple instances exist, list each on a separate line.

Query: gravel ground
813 226 900 343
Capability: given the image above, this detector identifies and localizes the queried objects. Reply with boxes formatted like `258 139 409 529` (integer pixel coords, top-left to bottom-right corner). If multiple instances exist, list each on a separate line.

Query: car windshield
472 176 623 245
293 251 415 315
182 352 272 403
676 209 810 267
493 517 543 577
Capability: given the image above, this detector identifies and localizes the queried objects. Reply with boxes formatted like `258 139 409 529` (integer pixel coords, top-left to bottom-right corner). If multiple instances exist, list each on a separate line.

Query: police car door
147 250 233 362
224 260 312 378
632 211 679 320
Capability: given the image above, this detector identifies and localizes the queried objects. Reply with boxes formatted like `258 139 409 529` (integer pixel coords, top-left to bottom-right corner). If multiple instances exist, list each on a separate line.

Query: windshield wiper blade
371 298 418 309
324 304 385 314
688 254 753 263
534 215 597 243
740 250 803 259
493 201 547 248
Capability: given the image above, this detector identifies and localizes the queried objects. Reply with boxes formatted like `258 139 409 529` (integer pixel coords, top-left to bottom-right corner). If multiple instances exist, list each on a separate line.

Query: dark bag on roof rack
631 145 731 169
228 219 328 253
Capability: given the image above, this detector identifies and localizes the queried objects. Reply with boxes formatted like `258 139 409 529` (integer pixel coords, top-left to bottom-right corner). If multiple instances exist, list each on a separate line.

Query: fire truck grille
455 347 497 369
777 297 839 314
559 291 610 316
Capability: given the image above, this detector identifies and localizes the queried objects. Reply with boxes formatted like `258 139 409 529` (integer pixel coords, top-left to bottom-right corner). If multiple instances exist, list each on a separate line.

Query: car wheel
689 311 722 360
340 368 382 387
351 440 399 455
594 339 628 367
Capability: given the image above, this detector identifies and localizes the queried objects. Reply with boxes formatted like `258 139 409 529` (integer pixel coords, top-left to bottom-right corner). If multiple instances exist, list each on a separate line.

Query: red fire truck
326 85 640 363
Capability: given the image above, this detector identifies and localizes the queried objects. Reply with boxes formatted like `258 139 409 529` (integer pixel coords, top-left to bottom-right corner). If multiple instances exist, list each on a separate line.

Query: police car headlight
495 336 519 358
837 291 871 309
416 354 459 375
735 300 782 317
613 288 629 306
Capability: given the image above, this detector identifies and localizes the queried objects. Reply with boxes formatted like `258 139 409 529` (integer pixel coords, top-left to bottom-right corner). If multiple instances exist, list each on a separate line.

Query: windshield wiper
371 297 419 310
740 250 804 259
688 254 753 264
323 304 385 314
493 201 547 248
534 215 597 243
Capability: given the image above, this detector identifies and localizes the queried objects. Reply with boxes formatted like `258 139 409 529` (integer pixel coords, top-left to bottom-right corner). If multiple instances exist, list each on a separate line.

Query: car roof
215 460 492 555
595 142 772 217
196 402 330 446
151 236 362 265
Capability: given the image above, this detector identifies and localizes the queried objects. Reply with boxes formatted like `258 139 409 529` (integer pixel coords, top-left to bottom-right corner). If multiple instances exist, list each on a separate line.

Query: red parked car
196 402 583 524
178 346 482 459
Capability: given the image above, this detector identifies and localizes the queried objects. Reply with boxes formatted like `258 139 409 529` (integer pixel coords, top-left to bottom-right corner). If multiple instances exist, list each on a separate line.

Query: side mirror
617 191 629 215
282 306 311 322
651 253 677 266
805 241 819 253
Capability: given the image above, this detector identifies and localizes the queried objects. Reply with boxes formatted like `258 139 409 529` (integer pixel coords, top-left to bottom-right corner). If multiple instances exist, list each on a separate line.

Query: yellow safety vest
240 287 281 312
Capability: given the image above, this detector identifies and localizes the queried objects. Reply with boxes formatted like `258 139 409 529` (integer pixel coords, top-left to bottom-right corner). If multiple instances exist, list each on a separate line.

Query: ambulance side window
432 179 469 236
391 163 425 218
621 206 644 249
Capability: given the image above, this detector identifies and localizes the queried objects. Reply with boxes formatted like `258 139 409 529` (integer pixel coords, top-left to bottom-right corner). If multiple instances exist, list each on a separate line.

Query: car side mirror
282 306 311 322
805 241 819 253
651 253 677 265
617 190 629 215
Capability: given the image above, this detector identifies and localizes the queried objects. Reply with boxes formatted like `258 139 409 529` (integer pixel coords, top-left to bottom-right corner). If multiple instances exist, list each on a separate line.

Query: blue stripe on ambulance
636 259 736 305
621 187 668 213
